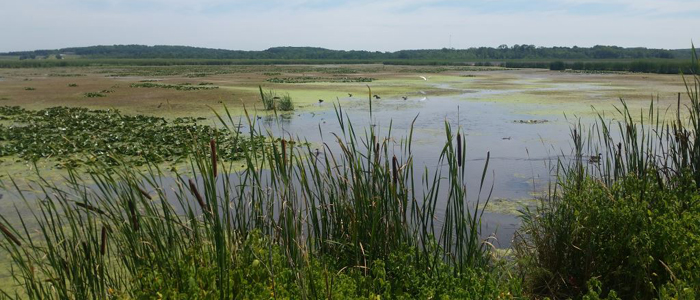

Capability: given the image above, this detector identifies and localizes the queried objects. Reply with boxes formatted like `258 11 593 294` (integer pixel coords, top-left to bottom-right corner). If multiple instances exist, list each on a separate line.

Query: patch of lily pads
485 198 539 215
0 106 264 167
130 82 219 91
266 76 374 84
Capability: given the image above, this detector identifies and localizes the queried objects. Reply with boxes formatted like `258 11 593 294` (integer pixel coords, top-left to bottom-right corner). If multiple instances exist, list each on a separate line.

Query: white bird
419 97 428 102
419 76 428 81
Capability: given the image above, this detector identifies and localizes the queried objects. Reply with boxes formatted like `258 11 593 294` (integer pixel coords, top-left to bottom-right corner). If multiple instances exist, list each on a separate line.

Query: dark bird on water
348 93 353 97
401 96 407 100
589 153 602 163
373 95 381 99
318 99 324 103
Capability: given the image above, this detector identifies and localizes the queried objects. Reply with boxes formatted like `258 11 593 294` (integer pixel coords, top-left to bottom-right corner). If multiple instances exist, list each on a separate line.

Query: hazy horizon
2 0 699 53
2 43 695 54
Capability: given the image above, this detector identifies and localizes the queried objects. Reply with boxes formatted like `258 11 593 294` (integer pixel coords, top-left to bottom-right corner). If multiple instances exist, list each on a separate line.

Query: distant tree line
506 59 697 74
3 44 692 60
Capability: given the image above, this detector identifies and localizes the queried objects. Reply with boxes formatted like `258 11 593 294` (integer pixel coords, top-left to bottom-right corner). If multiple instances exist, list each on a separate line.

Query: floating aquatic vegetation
266 76 374 84
130 82 219 91
48 73 86 77
0 106 264 166
84 92 106 98
485 198 538 215
513 119 549 124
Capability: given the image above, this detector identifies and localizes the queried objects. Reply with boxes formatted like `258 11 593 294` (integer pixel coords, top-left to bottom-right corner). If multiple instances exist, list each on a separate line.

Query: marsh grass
515 46 700 299
258 86 294 111
0 90 504 298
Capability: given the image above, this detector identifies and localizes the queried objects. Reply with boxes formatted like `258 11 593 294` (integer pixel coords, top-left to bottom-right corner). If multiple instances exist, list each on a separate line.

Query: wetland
0 62 697 299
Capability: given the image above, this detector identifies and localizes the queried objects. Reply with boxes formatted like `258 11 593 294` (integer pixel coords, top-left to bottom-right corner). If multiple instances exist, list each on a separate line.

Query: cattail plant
0 222 21 247
189 178 208 212
100 226 107 256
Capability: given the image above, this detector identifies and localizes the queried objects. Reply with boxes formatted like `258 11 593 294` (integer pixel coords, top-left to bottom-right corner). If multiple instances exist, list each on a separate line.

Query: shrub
549 61 566 71
516 47 700 299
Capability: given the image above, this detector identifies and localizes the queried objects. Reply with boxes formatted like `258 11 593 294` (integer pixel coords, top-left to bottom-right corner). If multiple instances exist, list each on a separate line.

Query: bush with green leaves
515 47 700 299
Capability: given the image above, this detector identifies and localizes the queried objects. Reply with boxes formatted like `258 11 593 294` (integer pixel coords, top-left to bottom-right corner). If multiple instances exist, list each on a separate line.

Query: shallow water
0 71 636 249
249 90 582 247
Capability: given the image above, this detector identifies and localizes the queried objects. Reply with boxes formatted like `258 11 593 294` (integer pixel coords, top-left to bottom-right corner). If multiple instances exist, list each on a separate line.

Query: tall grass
515 46 700 299
0 90 499 298
258 86 294 111
278 93 294 111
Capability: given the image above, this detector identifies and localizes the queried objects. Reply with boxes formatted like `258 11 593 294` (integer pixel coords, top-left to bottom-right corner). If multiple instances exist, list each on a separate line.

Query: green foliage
258 85 276 110
549 61 565 71
277 93 294 111
83 92 105 97
515 48 700 299
0 106 263 166
517 175 700 299
129 82 218 91
508 59 696 74
1 44 691 75
258 86 294 111
266 76 374 83
3 44 686 60
0 99 506 299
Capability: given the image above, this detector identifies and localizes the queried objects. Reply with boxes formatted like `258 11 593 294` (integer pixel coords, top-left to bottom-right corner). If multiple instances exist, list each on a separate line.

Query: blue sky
1 0 699 52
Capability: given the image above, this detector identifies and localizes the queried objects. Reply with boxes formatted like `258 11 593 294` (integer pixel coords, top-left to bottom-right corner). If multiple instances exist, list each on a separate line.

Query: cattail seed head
76 202 105 215
0 222 21 247
457 133 462 167
210 139 217 178
128 200 139 231
189 179 208 212
137 186 152 200
100 226 107 256
82 242 90 261
392 156 399 185
281 139 287 166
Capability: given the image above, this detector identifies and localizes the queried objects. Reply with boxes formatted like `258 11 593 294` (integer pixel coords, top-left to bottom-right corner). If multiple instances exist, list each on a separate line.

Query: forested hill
4 44 692 60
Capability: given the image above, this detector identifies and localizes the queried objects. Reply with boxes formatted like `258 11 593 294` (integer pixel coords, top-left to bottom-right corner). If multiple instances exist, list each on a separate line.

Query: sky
1 0 699 52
